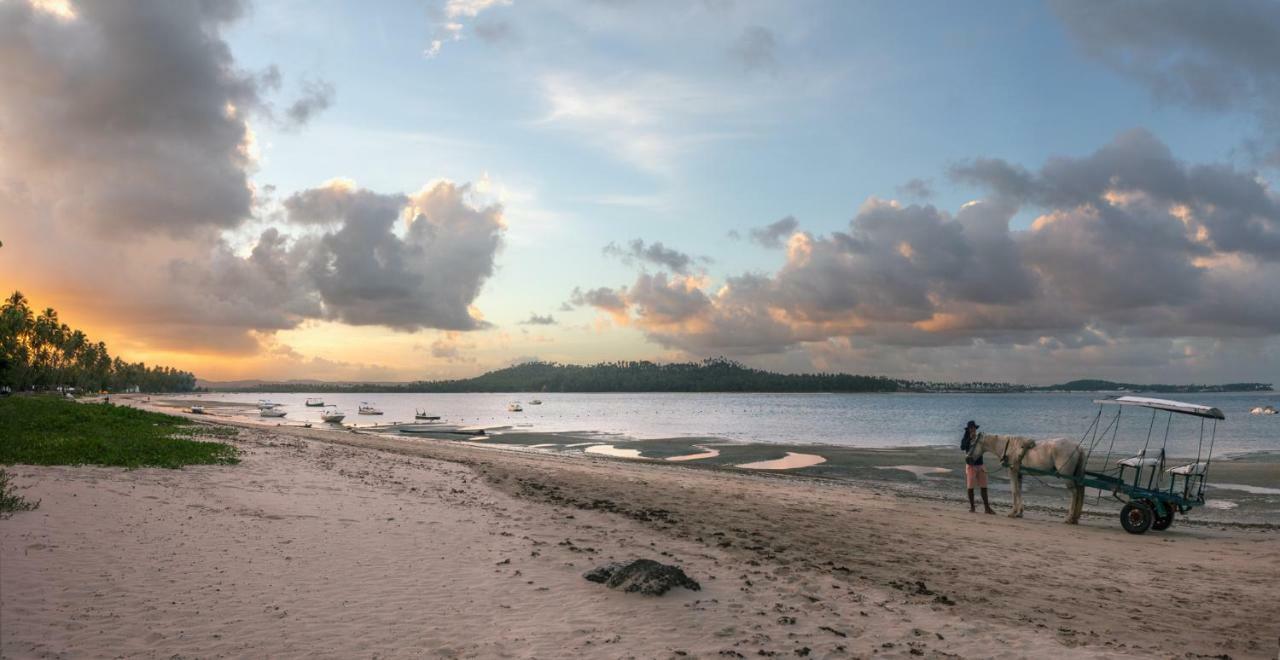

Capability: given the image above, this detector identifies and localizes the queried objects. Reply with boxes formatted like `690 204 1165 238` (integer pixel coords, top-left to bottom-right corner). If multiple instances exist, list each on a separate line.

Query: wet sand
6 397 1277 658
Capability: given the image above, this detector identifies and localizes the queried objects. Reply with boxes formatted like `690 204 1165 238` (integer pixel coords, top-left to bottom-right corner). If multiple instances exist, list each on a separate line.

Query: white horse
967 433 1086 524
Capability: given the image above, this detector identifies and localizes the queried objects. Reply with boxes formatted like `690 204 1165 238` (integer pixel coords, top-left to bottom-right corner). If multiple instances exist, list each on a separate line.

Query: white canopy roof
1093 395 1226 420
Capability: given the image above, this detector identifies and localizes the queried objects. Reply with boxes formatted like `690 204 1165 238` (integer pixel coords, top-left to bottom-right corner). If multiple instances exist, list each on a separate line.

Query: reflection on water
175 391 1280 454
737 452 827 470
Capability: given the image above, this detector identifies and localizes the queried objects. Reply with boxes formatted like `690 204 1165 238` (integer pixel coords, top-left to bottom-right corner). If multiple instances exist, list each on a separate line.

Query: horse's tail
1072 445 1087 479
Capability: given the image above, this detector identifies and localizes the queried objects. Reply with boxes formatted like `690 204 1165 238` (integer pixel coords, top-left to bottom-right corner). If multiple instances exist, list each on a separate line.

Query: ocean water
183 391 1280 457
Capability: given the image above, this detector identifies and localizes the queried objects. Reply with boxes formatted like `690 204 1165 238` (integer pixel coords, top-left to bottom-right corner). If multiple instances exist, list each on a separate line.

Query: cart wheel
1151 508 1174 531
1120 502 1153 534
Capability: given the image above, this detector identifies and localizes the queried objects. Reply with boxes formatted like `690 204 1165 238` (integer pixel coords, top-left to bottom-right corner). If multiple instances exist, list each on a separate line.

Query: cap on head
966 420 979 429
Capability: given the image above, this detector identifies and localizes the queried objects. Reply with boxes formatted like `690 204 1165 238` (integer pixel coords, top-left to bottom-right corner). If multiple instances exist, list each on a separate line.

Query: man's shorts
966 464 989 489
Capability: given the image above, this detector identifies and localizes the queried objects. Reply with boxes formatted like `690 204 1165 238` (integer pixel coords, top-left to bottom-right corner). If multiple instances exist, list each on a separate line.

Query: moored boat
1251 405 1278 415
189 405 205 414
529 399 542 405
507 402 523 412
305 398 325 407
415 408 441 421
321 408 345 423
358 402 383 415
259 408 287 418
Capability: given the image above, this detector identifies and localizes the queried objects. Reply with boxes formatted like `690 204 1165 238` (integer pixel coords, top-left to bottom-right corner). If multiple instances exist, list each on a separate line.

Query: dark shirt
961 429 983 466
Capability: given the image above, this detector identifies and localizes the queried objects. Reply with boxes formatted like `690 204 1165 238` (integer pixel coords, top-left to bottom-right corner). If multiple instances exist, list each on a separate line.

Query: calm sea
183 391 1280 457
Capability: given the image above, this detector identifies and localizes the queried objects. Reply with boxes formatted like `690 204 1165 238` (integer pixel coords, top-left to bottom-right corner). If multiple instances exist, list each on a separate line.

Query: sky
2 0 1280 385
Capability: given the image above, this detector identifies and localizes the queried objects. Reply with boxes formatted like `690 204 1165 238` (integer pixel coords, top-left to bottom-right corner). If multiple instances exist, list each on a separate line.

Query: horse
967 433 1086 524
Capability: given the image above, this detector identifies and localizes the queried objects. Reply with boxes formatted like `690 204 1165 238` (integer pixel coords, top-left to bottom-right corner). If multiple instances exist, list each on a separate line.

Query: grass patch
0 396 238 468
0 468 40 517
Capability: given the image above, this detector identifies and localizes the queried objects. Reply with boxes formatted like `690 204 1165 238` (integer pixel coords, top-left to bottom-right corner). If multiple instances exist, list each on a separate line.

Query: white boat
259 408 287 418
1251 405 1278 415
189 405 205 414
358 402 383 415
528 399 542 405
257 399 280 410
305 398 325 407
415 408 441 421
507 402 523 412
321 409 345 423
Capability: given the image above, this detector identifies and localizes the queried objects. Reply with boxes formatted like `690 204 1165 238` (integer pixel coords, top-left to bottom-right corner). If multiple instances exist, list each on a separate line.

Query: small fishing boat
189 405 205 414
358 402 383 415
305 398 325 407
321 408 346 423
507 402 523 412
528 399 542 405
259 408 287 418
1251 405 1278 415
415 408 441 421
257 399 281 410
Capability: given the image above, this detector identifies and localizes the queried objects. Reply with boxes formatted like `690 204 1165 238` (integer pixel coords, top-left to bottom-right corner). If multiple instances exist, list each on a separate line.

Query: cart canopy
1093 395 1225 420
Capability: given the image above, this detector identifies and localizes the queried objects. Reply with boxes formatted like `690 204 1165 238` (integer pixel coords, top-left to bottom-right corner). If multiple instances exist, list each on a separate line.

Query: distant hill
209 359 1273 394
222 359 900 393
1033 379 1273 394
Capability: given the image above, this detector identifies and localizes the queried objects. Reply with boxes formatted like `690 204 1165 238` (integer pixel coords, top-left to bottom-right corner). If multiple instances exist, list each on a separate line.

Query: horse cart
1017 396 1224 534
968 396 1225 533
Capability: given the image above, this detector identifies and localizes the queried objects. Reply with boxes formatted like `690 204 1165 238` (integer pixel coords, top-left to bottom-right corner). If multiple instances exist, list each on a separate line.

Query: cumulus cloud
0 0 268 238
748 216 799 248
602 238 704 273
284 180 504 331
571 130 1280 367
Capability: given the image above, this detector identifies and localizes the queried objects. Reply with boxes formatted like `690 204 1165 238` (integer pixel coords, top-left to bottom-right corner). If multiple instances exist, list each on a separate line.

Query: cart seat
1117 456 1161 468
1167 462 1207 475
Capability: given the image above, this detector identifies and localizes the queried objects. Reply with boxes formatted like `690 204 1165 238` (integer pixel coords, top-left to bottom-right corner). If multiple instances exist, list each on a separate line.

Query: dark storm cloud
602 238 702 273
748 216 798 248
572 131 1280 360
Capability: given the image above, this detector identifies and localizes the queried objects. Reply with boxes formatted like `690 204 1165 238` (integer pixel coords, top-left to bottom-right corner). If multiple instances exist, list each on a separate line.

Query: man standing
961 420 995 514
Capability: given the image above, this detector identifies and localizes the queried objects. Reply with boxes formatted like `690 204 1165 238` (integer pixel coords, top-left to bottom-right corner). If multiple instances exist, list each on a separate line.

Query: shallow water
180 391 1280 456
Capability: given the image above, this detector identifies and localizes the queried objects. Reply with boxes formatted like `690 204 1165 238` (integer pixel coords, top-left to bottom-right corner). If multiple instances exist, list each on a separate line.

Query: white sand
736 451 827 470
583 444 644 459
666 446 721 462
5 410 1279 658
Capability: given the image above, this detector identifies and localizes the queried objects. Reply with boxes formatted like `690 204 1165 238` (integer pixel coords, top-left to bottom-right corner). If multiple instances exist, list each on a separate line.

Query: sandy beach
3 404 1279 659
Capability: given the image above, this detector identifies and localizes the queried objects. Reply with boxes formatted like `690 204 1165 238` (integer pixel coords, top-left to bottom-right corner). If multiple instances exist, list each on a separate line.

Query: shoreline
5 396 1279 658
149 395 1280 526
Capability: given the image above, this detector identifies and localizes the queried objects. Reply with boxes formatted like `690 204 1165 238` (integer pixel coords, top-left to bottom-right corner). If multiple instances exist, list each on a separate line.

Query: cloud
896 178 933 200
0 0 270 238
284 79 335 128
519 313 557 325
426 0 513 57
748 216 799 248
602 238 704 273
284 179 505 331
429 332 477 363
570 130 1280 366
729 25 777 72
1050 0 1280 162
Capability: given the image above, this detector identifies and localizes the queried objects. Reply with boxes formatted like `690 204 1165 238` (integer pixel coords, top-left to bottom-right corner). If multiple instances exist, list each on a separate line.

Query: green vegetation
0 396 238 468
0 469 40 517
1 291 197 393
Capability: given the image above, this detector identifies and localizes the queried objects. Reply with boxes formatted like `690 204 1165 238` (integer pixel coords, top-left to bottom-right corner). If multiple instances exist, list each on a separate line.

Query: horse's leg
1008 469 1021 518
1066 483 1080 524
